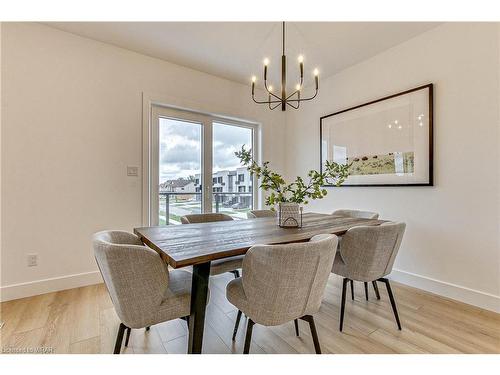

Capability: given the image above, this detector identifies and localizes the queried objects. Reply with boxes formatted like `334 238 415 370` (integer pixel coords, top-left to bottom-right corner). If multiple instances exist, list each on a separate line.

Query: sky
159 119 252 183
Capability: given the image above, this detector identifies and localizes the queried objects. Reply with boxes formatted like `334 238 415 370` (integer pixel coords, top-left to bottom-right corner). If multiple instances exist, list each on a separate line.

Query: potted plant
235 146 350 227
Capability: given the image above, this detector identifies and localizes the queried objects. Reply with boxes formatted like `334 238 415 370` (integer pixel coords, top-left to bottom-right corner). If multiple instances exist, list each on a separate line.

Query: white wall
0 23 286 300
285 23 500 312
0 22 3 294
497 24 500 307
1 22 499 313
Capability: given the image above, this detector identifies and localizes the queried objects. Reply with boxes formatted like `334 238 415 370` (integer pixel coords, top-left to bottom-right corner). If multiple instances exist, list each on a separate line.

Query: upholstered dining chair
331 222 406 331
247 209 276 219
93 230 194 354
332 209 380 220
227 234 338 354
332 209 380 300
180 213 243 278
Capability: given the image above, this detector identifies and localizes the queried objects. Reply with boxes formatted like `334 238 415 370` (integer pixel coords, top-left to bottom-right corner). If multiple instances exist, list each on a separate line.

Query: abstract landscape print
347 151 414 176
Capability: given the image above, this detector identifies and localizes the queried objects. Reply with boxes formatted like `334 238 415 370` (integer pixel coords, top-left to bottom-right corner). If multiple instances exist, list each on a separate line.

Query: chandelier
251 22 319 111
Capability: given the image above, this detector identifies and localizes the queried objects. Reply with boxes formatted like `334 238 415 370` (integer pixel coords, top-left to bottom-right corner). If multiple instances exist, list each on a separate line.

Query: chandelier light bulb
313 68 319 76
268 85 273 92
296 84 301 91
252 76 256 83
298 55 304 63
263 58 270 66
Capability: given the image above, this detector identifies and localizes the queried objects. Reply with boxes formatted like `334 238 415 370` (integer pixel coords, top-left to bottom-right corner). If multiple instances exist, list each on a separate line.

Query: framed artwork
320 84 433 186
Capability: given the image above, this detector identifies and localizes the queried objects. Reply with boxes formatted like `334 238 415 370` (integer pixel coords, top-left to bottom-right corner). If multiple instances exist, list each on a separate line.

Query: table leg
187 261 211 354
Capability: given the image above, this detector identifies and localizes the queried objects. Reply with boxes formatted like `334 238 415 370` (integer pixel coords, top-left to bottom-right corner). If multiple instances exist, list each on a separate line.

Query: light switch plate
127 166 139 177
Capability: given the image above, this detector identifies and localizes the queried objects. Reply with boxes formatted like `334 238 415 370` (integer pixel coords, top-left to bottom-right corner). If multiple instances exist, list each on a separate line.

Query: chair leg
301 315 321 354
114 323 126 354
180 315 190 326
294 319 300 336
372 281 381 300
230 270 240 278
243 319 255 354
124 327 131 347
232 310 242 341
380 278 402 330
350 279 354 300
339 278 348 331
364 282 369 301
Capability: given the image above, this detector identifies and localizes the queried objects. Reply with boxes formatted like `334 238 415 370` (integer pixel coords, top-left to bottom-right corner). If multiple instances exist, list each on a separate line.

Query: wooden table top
134 212 385 268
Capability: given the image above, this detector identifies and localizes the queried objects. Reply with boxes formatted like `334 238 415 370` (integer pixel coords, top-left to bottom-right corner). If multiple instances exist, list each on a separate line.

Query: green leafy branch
235 146 350 207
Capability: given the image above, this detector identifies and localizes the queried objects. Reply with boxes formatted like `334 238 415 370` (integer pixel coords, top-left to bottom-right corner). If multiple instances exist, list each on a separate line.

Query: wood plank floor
1 273 499 354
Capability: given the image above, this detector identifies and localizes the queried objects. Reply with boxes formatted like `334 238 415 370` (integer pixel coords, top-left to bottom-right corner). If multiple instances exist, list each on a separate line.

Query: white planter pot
277 202 302 228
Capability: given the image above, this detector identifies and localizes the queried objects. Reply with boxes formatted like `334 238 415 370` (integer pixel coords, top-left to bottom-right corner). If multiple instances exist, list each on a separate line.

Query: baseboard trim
2 268 499 313
390 268 500 313
0 271 103 302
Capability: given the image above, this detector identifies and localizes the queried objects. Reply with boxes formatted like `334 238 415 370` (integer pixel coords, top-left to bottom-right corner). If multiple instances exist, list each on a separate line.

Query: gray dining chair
332 208 380 300
227 233 338 354
180 213 243 278
93 230 194 354
247 209 276 219
331 222 406 331
180 213 234 224
332 209 380 220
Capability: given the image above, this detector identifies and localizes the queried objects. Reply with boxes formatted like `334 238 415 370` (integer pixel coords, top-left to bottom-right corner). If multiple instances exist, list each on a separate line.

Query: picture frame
320 84 433 187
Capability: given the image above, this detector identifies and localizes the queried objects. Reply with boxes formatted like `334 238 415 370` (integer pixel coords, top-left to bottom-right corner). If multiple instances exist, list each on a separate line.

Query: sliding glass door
212 122 253 219
158 117 203 225
150 106 257 225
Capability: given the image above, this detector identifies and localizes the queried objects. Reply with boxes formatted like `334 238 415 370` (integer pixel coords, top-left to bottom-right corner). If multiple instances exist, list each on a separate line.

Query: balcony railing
159 191 253 225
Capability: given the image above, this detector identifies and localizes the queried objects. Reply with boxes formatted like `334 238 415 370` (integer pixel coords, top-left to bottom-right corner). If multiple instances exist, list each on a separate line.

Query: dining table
134 212 385 354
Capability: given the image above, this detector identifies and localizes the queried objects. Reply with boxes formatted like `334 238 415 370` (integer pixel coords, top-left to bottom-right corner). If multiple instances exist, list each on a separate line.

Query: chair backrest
339 222 406 281
93 230 169 328
247 209 276 219
333 209 379 220
180 213 233 224
241 234 338 325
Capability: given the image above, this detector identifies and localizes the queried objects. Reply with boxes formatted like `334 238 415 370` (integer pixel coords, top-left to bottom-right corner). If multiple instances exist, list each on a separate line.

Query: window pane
159 118 202 225
212 123 253 219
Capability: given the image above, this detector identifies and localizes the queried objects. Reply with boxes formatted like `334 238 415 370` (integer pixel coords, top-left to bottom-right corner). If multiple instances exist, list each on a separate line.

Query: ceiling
45 22 440 88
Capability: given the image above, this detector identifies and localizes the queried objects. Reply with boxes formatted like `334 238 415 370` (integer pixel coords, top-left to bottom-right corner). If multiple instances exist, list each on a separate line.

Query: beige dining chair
180 213 243 278
226 234 338 354
331 222 406 331
93 230 194 354
332 208 380 300
247 209 276 219
332 209 380 220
